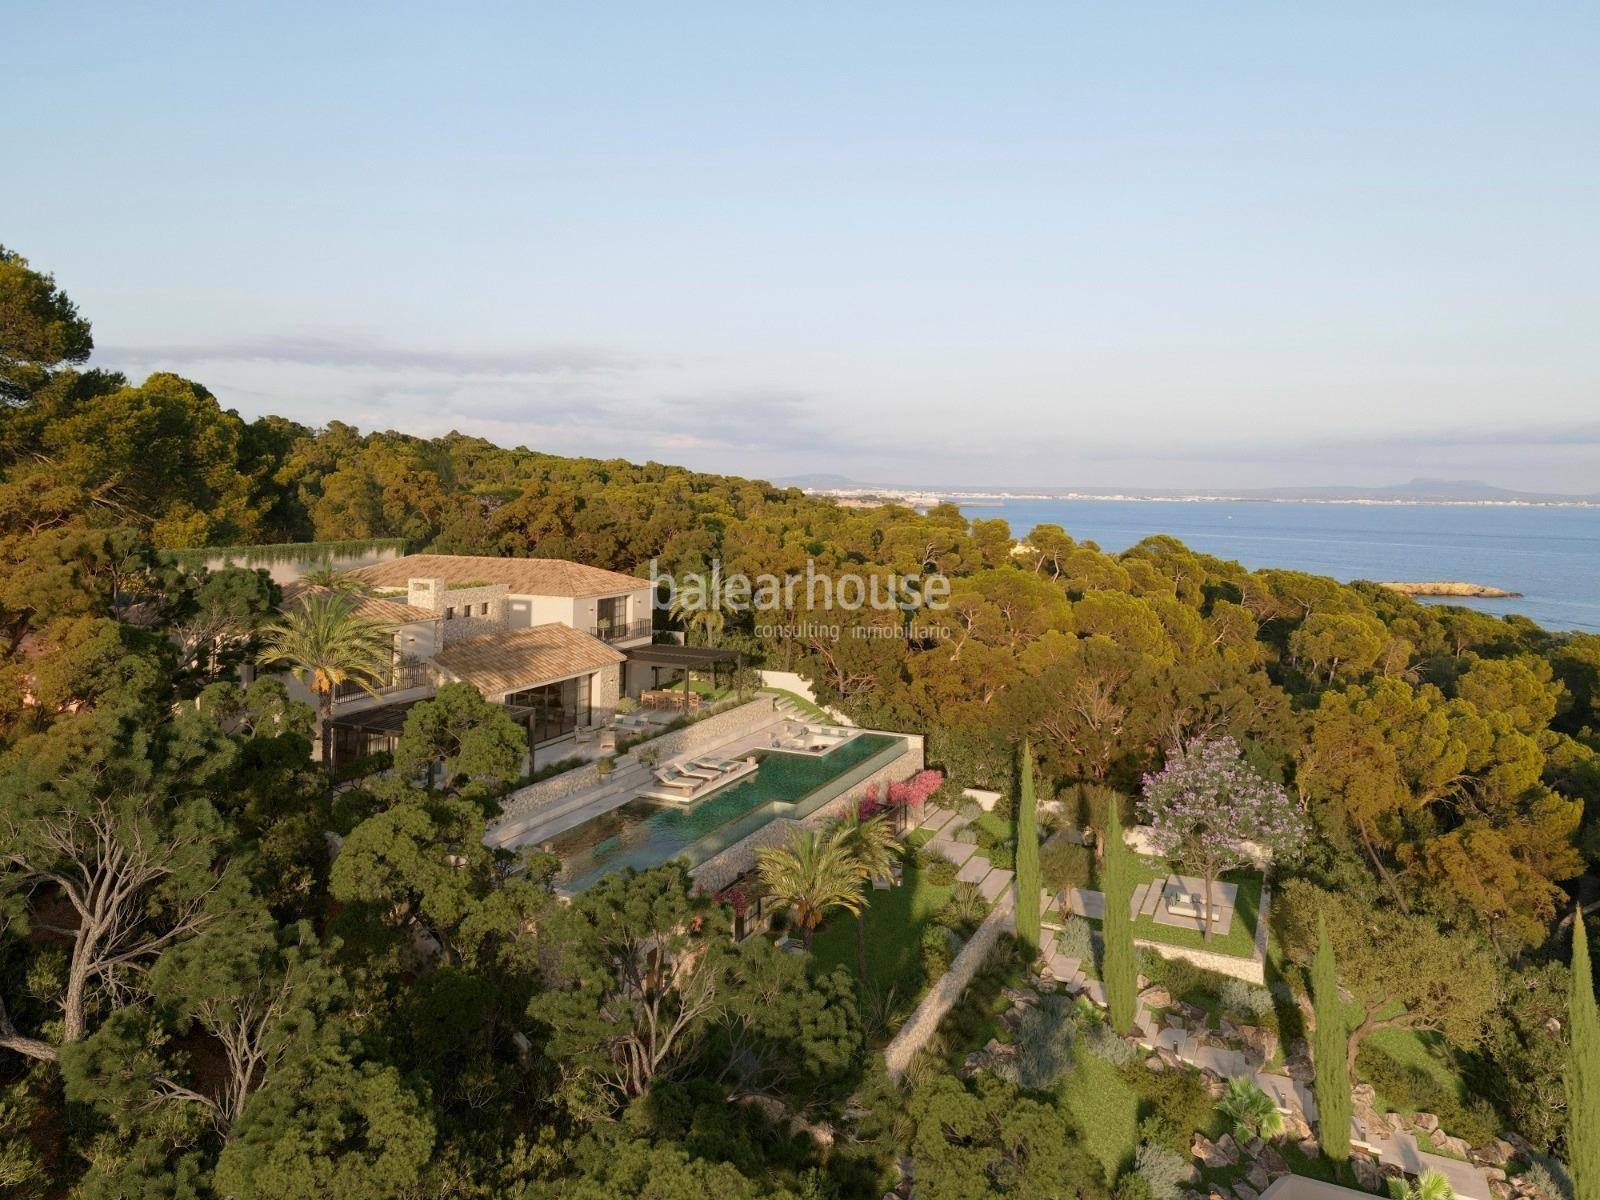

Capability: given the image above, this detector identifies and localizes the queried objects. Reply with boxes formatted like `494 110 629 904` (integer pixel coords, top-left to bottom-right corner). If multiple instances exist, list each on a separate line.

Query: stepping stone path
914 805 1014 915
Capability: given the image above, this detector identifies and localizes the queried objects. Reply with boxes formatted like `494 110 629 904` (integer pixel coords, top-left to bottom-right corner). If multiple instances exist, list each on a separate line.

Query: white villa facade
276 554 659 767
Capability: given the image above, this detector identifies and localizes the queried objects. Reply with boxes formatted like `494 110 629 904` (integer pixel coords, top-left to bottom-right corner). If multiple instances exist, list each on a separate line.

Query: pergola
326 696 537 771
623 643 743 705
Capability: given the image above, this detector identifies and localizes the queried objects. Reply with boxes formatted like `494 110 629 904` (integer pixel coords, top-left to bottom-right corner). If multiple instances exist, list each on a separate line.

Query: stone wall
885 884 1014 1080
1136 939 1265 984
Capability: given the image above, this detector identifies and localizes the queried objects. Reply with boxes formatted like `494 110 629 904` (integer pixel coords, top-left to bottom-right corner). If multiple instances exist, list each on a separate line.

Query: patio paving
977 868 1014 903
1148 874 1238 935
919 806 956 833
926 836 976 866
956 855 992 884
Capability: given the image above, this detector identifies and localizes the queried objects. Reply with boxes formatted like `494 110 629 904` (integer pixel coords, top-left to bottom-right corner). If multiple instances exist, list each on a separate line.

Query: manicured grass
1360 1024 1466 1113
1059 1052 1143 1180
757 687 833 721
809 864 952 1002
1129 870 1263 960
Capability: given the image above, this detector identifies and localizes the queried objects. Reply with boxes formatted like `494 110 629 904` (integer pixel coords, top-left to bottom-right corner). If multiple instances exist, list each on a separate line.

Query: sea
954 499 1600 634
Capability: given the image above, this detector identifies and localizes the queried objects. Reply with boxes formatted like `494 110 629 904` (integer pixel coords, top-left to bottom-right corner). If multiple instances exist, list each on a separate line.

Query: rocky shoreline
1378 580 1522 599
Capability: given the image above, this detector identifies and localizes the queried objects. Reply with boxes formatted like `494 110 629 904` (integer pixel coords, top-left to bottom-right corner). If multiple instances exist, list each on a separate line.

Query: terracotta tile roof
283 583 436 624
431 625 625 696
345 554 648 598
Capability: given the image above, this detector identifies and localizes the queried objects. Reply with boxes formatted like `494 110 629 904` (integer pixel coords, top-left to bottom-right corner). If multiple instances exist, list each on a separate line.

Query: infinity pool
547 733 905 891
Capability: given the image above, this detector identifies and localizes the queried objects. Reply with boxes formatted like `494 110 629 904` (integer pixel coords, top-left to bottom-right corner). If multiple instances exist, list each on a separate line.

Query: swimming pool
546 732 905 891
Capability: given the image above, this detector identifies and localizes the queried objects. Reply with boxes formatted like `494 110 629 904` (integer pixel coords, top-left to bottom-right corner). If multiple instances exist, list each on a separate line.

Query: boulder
1440 1136 1474 1160
1351 1083 1377 1115
1140 985 1175 1009
1285 1113 1313 1142
1477 1139 1518 1168
1297 1138 1321 1160
1351 1155 1385 1193
1412 1112 1441 1133
1146 1054 1168 1072
1233 1185 1259 1200
1258 1147 1289 1178
1241 1136 1265 1159
1246 1162 1272 1192
1192 1133 1240 1169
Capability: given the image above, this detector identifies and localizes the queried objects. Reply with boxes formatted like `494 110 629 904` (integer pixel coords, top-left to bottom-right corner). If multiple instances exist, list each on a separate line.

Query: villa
272 553 742 769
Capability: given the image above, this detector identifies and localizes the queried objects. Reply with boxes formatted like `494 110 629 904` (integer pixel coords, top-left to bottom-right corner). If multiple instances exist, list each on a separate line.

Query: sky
8 2 1599 492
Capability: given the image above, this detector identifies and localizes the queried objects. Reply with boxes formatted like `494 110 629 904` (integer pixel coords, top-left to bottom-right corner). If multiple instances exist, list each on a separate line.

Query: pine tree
1102 795 1138 1035
1571 908 1598 1200
1014 739 1041 953
1313 913 1352 1162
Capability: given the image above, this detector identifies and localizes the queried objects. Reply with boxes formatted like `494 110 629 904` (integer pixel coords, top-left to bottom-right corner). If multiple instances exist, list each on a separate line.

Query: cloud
94 334 646 377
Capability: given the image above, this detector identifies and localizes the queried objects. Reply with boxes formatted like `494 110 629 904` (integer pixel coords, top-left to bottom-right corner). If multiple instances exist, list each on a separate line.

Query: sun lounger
651 767 701 793
690 756 743 773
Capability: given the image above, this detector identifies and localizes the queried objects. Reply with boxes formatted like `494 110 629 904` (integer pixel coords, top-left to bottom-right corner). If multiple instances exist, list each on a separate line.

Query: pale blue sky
8 2 1598 490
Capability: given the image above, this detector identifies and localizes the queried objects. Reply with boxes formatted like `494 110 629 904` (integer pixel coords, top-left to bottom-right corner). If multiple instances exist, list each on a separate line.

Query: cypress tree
1102 795 1138 1035
1571 908 1598 1200
1014 739 1041 953
1313 913 1352 1163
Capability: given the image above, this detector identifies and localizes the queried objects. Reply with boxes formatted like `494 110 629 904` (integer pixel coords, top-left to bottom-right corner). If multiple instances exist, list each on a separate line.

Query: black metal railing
587 618 653 643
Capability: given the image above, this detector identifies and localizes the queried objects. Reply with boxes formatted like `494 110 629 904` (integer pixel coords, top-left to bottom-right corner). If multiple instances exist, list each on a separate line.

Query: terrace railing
587 617 654 643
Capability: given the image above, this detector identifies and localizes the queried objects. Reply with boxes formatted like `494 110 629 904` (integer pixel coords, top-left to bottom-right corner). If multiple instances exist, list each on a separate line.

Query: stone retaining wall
885 884 1014 1080
1136 939 1265 984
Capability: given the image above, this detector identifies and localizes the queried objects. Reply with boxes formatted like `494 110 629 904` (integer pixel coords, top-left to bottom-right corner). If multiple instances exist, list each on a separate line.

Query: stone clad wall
1135 939 1265 984
885 885 1014 1080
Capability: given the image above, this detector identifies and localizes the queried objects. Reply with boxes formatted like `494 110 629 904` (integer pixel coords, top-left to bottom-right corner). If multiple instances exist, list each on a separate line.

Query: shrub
1137 1114 1182 1155
1128 1065 1216 1141
1356 1045 1500 1146
1220 979 1275 1019
1083 1022 1139 1067
1000 993 1076 1090
926 859 958 887
1524 1154 1574 1200
1138 947 1169 986
920 925 955 978
1114 1173 1157 1200
953 827 978 846
1058 916 1095 964
972 823 999 851
986 843 1015 872
1040 840 1095 893
1133 1142 1192 1200
991 791 1015 822
934 883 988 933
957 798 984 819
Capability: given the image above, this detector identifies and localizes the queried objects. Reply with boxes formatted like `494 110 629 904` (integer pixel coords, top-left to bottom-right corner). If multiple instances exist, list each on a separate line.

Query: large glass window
595 595 626 638
506 675 593 745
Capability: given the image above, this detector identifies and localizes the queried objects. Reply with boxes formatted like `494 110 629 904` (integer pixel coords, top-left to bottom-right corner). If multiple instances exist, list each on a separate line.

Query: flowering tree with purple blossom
1140 736 1307 940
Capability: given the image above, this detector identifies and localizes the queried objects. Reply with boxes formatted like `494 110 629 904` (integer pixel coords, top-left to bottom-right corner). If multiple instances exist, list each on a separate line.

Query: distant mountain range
775 475 1600 506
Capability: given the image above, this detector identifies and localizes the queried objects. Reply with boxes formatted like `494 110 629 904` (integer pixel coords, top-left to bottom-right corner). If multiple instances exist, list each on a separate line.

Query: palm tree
668 585 729 647
297 565 367 593
834 812 899 982
1218 1076 1285 1141
257 593 397 767
756 828 866 950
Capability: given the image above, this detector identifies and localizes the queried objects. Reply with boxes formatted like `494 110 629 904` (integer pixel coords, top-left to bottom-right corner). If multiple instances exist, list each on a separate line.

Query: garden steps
1139 880 1164 917
926 837 976 867
955 855 991 884
976 868 1013 903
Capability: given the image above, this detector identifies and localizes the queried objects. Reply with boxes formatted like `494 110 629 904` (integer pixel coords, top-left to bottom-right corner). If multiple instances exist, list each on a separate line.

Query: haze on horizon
9 3 1598 493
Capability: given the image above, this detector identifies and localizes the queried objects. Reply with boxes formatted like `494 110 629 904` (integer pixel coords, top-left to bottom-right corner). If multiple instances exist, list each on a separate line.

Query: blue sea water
955 499 1600 633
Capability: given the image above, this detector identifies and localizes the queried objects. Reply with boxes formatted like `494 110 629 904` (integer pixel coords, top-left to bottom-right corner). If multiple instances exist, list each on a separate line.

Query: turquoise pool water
548 733 905 891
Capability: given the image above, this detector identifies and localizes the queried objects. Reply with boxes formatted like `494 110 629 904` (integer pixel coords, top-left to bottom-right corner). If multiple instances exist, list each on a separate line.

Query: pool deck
487 705 880 855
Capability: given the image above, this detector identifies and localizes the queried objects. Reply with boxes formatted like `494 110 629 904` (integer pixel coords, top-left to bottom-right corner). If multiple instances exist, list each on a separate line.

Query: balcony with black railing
587 617 654 644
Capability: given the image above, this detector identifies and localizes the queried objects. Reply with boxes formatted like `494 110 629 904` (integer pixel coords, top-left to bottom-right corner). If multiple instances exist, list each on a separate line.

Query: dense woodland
3 243 1598 1199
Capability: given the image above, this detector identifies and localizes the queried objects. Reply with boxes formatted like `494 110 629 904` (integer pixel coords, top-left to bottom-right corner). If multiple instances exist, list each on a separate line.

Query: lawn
1360 1023 1467 1114
1059 1052 1142 1180
757 686 833 721
1080 869 1264 962
809 863 952 1004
